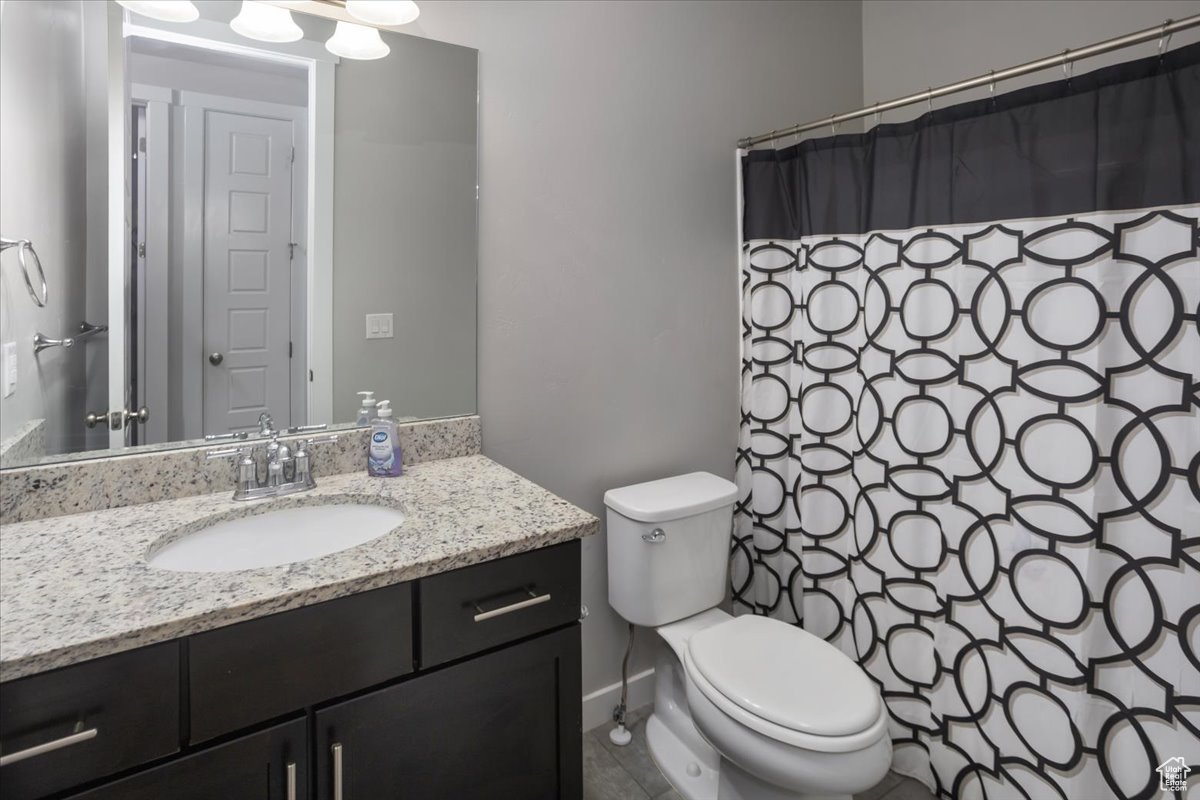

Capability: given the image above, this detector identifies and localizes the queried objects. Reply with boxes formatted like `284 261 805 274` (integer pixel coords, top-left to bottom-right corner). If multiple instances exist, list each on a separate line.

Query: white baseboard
582 667 656 733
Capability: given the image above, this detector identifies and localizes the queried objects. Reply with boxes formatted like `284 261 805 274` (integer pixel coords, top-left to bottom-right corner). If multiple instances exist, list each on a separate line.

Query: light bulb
345 0 420 26
325 21 390 60
115 1 200 23
230 1 303 43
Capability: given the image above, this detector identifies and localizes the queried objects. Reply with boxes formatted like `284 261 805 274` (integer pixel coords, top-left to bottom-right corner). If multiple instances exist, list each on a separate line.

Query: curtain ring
926 87 933 112
830 114 838 135
989 70 996 99
1159 19 1173 56
1061 49 1073 82
874 102 881 127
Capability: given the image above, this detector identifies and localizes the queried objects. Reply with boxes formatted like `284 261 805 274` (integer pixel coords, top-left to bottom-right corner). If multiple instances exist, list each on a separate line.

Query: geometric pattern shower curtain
735 45 1199 800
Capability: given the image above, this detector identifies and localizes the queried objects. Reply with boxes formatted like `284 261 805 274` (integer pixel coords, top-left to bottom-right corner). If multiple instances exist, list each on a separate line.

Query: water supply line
609 623 636 746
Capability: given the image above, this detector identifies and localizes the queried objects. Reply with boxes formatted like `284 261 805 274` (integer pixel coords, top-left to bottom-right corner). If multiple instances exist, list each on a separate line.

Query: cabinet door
68 718 307 800
315 625 581 800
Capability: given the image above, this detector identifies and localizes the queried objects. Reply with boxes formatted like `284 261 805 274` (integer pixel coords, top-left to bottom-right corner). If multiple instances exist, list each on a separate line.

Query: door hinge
309 369 314 382
290 146 295 164
137 241 146 258
138 136 146 153
288 242 298 261
289 341 293 358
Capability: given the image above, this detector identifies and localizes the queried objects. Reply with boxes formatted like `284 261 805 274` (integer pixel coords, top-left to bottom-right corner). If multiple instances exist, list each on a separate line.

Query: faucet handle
286 423 327 435
208 445 260 497
257 411 276 437
204 430 250 442
303 434 339 447
294 435 337 489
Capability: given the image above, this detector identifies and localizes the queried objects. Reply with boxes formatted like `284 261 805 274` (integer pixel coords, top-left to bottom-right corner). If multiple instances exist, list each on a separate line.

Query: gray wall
404 0 865 700
332 33 478 423
0 1 90 455
863 0 1200 122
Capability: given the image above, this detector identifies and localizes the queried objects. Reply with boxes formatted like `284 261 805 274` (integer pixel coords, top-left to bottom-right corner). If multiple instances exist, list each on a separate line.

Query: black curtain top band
742 42 1200 240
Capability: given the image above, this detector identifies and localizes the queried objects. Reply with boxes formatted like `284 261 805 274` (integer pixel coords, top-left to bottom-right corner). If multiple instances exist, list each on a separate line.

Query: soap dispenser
367 400 402 477
355 391 377 427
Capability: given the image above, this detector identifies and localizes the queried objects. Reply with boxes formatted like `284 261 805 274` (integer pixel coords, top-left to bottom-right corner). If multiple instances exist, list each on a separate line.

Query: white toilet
605 472 891 800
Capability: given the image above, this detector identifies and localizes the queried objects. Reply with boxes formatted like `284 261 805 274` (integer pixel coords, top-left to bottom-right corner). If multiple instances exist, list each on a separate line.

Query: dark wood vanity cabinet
0 540 582 800
0 643 180 800
67 719 308 800
315 625 581 800
188 582 414 744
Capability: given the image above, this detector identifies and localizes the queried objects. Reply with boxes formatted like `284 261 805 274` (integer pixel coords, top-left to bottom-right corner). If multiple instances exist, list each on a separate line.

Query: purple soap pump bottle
367 400 403 477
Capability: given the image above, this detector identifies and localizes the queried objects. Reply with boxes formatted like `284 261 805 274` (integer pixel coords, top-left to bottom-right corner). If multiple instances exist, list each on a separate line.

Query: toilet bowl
662 609 890 799
605 473 891 800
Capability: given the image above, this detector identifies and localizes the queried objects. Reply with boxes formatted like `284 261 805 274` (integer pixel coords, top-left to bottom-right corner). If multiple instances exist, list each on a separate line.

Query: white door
202 110 294 436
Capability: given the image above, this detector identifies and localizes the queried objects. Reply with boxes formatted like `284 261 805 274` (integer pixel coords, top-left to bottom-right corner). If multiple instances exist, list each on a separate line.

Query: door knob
85 407 149 430
209 352 224 366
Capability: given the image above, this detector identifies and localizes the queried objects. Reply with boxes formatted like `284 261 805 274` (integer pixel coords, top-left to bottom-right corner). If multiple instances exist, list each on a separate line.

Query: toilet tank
605 472 738 627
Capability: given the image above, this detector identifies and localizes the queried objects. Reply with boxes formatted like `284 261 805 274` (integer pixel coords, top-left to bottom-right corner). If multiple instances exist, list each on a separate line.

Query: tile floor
583 707 935 800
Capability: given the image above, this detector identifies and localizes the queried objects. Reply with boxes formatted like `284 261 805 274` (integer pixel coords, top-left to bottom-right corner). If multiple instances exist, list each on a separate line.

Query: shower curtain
735 44 1199 800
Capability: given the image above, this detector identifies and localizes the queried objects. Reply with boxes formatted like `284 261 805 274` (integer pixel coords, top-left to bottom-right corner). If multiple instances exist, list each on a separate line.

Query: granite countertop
0 455 597 682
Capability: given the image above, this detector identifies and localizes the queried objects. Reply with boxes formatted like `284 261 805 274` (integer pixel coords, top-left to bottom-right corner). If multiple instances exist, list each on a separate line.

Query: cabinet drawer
419 540 580 667
0 642 180 800
188 582 413 743
68 718 307 800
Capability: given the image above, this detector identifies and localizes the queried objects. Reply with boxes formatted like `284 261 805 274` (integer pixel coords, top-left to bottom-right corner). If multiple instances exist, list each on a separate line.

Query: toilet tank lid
604 472 738 523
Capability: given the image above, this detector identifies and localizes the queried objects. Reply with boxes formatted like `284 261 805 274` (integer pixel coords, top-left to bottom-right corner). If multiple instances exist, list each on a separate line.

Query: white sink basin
147 503 405 572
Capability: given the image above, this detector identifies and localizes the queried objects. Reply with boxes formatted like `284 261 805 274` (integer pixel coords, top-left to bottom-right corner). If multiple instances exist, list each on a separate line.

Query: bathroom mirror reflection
0 0 477 468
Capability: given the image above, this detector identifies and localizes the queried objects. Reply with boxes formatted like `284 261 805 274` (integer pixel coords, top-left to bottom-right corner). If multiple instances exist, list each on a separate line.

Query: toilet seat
682 616 888 754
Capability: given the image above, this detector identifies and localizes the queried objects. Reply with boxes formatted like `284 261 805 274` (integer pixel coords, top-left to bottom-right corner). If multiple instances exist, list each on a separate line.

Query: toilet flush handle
642 528 666 544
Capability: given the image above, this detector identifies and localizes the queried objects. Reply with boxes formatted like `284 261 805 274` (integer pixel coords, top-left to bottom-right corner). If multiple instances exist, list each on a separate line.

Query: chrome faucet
207 429 339 501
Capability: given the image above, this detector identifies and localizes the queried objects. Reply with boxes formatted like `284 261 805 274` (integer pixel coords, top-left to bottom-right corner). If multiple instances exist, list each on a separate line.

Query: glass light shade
115 1 200 23
230 1 303 43
325 21 390 60
345 0 420 26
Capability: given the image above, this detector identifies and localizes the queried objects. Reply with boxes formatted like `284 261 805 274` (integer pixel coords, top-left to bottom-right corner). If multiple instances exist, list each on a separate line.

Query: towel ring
0 238 48 307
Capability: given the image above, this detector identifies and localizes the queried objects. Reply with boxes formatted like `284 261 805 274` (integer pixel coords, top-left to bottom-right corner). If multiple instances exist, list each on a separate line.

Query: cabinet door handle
331 742 343 800
286 760 297 800
0 726 98 767
472 589 552 622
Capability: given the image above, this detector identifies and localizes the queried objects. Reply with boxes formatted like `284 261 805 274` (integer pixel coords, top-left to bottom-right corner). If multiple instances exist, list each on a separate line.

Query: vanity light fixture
114 0 200 23
230 1 305 43
344 0 420 26
325 20 391 60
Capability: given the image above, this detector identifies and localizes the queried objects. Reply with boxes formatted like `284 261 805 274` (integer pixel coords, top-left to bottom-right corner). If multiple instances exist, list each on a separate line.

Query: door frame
121 16 336 432
129 83 172 445
107 3 128 449
181 91 308 437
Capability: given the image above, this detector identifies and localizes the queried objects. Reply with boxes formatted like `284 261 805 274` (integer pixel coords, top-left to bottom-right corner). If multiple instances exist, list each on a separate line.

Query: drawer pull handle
0 726 98 767
473 589 552 622
286 760 297 800
332 742 344 800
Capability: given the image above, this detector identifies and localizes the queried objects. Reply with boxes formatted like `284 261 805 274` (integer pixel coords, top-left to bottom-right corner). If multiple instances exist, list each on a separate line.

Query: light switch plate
365 313 394 340
2 341 16 398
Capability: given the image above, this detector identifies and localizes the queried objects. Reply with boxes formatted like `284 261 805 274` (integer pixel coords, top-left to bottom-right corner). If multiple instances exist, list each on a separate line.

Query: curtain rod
737 14 1200 149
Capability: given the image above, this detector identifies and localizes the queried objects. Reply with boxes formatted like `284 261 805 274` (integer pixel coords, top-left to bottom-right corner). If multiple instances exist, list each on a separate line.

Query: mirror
0 1 477 468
